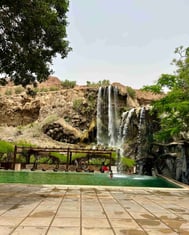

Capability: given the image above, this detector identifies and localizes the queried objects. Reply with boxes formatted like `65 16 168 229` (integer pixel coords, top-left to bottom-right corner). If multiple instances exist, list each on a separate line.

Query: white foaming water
96 87 103 145
97 85 119 147
118 108 135 145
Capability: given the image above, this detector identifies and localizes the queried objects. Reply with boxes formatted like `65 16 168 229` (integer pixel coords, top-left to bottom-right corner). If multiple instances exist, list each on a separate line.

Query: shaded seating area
12 146 116 172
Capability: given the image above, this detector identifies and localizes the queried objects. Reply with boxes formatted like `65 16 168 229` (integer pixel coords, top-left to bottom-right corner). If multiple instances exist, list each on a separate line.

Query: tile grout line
45 187 68 235
143 193 184 233
112 189 179 234
133 192 179 232
9 192 46 234
107 189 148 235
95 188 116 235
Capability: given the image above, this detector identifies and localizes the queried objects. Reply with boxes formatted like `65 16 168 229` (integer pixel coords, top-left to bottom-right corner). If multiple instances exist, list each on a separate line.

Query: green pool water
0 171 181 188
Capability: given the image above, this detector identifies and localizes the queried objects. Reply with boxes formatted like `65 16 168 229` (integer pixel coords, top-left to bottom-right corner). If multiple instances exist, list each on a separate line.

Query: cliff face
0 78 162 146
1 79 189 184
0 96 40 126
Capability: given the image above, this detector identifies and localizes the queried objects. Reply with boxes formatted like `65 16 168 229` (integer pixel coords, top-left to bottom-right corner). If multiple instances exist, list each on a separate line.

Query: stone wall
151 142 189 184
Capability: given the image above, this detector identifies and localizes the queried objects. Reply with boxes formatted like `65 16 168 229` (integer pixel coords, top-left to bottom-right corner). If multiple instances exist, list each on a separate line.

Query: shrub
121 157 135 168
26 87 37 97
39 87 49 92
15 140 34 147
5 89 12 96
126 86 136 99
50 152 67 163
15 86 24 94
61 80 76 89
86 80 110 87
73 98 83 112
49 86 59 91
0 140 14 153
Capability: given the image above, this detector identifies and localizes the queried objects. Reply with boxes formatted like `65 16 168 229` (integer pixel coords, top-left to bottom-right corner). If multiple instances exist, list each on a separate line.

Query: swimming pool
0 171 181 188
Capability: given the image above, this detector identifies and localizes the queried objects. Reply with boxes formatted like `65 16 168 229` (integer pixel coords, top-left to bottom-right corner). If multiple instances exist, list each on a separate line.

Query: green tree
0 0 71 87
86 80 110 87
143 46 189 142
61 79 76 88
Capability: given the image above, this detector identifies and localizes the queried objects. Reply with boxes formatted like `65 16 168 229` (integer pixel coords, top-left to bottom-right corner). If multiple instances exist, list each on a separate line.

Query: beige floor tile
20 216 53 226
47 226 80 235
56 210 80 217
0 216 24 226
11 226 48 235
51 217 80 227
110 218 141 229
82 218 110 228
144 228 178 235
82 210 106 218
107 211 132 219
0 184 189 235
129 212 156 220
114 228 146 235
136 219 170 229
82 227 114 235
0 226 14 235
179 229 189 235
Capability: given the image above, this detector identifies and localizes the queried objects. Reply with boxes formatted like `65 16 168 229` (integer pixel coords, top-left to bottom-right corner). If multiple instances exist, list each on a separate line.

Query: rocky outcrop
1 80 188 184
43 118 82 144
0 96 40 126
118 106 159 175
149 142 189 184
38 76 62 88
135 90 164 106
0 80 163 147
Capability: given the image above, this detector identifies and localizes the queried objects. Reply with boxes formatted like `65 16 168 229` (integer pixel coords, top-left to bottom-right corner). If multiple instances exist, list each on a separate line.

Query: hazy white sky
52 0 189 89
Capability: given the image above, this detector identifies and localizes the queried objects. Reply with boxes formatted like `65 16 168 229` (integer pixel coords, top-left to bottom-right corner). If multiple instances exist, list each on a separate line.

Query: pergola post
13 145 17 170
66 148 70 171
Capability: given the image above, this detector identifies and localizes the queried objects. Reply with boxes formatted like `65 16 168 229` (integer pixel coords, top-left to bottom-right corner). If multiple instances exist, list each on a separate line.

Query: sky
52 0 189 89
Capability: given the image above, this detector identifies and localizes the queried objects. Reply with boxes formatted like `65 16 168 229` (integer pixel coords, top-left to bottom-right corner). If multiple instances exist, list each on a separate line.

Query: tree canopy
142 46 189 143
0 0 71 86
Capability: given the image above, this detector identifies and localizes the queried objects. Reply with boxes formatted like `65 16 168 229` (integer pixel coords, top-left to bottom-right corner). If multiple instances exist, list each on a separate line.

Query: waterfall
118 108 135 145
96 85 119 146
96 86 148 150
108 86 117 146
96 87 153 174
96 87 103 145
108 86 113 145
136 107 146 160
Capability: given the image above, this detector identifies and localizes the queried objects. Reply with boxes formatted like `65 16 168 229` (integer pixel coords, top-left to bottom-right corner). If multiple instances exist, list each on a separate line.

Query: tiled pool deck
0 184 189 235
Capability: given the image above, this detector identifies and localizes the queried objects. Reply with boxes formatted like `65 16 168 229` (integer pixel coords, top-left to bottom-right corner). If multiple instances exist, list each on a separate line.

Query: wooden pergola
13 146 116 171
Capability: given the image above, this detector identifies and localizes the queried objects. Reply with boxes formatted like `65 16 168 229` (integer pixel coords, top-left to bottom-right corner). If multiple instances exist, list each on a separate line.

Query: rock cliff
1 77 189 185
0 78 162 147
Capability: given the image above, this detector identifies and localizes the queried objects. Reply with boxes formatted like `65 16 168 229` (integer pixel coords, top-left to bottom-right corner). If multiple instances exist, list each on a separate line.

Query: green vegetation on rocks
142 46 189 142
61 80 76 89
126 86 136 99
0 140 14 153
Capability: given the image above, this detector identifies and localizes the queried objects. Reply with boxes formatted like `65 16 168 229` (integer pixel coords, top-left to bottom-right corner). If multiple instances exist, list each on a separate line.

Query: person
110 170 113 178
100 162 109 173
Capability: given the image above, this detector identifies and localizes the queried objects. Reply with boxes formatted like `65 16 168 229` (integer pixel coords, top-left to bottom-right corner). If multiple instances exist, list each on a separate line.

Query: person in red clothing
100 162 109 173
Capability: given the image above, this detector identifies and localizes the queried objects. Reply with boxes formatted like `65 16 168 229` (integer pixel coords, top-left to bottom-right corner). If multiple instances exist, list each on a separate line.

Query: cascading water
108 85 117 146
136 107 146 159
96 86 153 175
96 85 119 147
118 108 135 145
96 87 103 145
